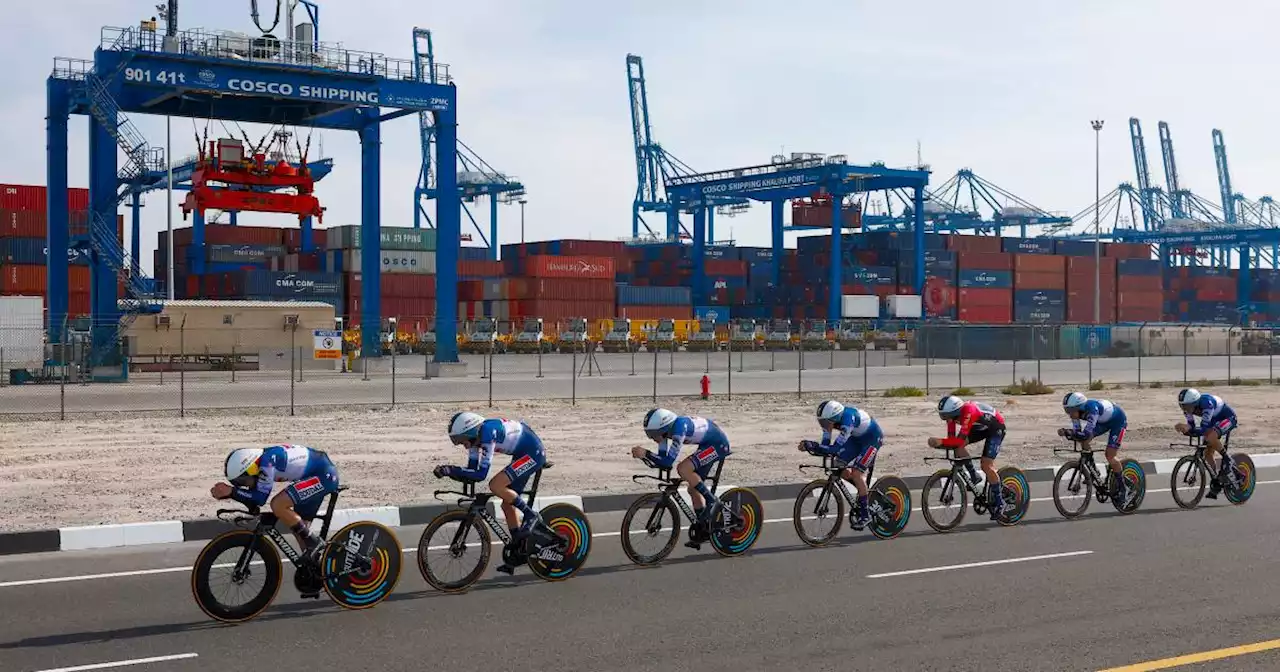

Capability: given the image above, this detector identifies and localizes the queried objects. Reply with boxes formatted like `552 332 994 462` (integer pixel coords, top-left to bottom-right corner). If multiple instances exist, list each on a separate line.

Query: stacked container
0 184 113 317
956 252 1013 323
322 225 436 322
1115 259 1163 322
1063 256 1117 323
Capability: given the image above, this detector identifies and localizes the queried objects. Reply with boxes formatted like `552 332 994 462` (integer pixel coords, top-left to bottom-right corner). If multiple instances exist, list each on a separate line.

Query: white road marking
4 478 1275 589
865 550 1094 579
32 653 199 672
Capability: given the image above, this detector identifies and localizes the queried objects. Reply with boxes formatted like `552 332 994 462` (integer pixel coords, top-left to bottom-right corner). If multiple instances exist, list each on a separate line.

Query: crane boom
1158 121 1184 218
1212 128 1235 224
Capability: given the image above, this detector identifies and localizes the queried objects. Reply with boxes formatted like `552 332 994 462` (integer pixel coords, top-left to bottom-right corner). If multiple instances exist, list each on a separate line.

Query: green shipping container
325 225 437 252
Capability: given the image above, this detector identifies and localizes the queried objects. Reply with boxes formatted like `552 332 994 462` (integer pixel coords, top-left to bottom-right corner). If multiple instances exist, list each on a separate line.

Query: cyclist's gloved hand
800 440 822 454
1057 428 1070 438
433 465 452 479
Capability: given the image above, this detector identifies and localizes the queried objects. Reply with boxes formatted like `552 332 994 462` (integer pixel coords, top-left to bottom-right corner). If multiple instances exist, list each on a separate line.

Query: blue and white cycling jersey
1071 399 1128 450
231 444 337 508
818 406 877 451
452 419 543 482
1185 394 1237 437
652 416 731 469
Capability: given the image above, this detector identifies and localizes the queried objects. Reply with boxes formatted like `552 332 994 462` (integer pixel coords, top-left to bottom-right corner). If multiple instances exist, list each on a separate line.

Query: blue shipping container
859 231 948 251
739 247 775 263
958 269 1013 288
694 306 731 323
617 285 692 306
1117 259 1162 276
1001 237 1055 255
0 237 90 265
1014 304 1065 323
1014 289 1066 308
844 266 896 286
237 271 343 298
459 247 490 261
1053 240 1097 257
1185 266 1231 278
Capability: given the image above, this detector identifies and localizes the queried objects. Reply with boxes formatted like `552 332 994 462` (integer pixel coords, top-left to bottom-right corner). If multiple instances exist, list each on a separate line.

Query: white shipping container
341 249 436 274
0 296 45 368
841 295 879 319
886 295 923 318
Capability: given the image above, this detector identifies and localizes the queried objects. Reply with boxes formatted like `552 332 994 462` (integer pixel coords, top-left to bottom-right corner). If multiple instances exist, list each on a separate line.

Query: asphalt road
1 353 1275 418
5 470 1280 671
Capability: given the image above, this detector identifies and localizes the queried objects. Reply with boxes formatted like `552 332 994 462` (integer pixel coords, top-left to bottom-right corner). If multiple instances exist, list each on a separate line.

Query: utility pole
519 198 527 244
1091 120 1105 324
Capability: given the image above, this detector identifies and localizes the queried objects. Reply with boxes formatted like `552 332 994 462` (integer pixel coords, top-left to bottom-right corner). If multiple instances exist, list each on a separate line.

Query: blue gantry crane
627 54 748 242
413 28 523 260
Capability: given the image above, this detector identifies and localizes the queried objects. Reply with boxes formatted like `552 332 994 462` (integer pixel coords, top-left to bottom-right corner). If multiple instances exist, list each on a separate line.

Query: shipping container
1104 242 1152 260
1001 238 1055 255
956 251 1013 271
1066 303 1116 324
511 300 615 322
1013 253 1065 273
504 277 615 302
957 305 1012 323
958 287 1013 308
1014 289 1066 308
0 184 90 212
1064 255 1116 274
617 305 694 321
739 247 775 263
1116 258 1162 276
1014 271 1067 291
704 259 748 276
282 227 329 250
457 259 504 278
947 235 1003 254
1053 240 1100 256
0 238 90 266
1115 305 1162 322
170 224 284 247
694 306 731 324
334 249 436 275
520 255 616 280
841 295 879 318
227 271 343 298
958 269 1012 289
1015 303 1065 323
206 244 287 264
1 264 47 294
325 225 437 252
458 247 491 262
617 284 692 306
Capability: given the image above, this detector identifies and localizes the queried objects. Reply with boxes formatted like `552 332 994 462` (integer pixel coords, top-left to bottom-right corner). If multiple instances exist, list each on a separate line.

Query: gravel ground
1 383 1275 531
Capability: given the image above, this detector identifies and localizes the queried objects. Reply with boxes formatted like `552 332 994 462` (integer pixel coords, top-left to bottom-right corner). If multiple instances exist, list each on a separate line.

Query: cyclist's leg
841 430 881 528
679 444 730 520
1104 423 1127 496
492 443 546 536
952 444 981 483
981 429 1005 516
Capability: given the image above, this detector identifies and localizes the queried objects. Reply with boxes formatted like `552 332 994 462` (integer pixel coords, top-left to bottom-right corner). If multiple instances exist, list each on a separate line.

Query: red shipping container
958 305 1012 323
382 297 434 319
1 265 47 294
282 227 329 250
0 184 90 212
381 273 437 299
1116 306 1162 322
947 235 1003 254
1114 274 1162 292
956 252 1013 271
456 279 484 302
522 255 615 280
1013 254 1065 274
1067 303 1116 324
1195 287 1237 302
1065 256 1117 274
505 277 613 302
1104 242 1152 260
68 266 90 293
173 224 283 247
958 287 1013 308
1014 271 1067 290
458 260 504 278
617 305 694 320
1117 291 1163 308
68 292 91 317
704 259 747 276
1065 275 1117 295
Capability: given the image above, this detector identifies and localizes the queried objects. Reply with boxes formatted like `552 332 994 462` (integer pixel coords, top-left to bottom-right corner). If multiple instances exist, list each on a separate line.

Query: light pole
1091 120 1104 324
518 199 527 244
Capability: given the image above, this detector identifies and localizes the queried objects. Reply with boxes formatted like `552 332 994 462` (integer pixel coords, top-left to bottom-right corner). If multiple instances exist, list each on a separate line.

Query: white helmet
1063 392 1088 411
225 448 263 486
817 400 845 424
448 411 485 444
937 395 964 418
1177 388 1201 407
643 408 678 441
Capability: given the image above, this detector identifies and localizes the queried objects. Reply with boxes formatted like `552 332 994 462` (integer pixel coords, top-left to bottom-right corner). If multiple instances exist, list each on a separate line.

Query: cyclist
797 400 882 530
436 412 547 574
631 408 731 549
214 445 340 564
1175 388 1238 499
1058 392 1129 503
928 395 1005 520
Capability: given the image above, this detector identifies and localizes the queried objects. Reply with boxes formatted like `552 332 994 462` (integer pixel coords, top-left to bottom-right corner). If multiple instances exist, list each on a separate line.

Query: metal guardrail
98 26 452 84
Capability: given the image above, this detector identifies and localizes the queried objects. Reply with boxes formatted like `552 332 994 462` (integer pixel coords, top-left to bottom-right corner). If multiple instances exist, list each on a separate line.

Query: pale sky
4 1 1279 274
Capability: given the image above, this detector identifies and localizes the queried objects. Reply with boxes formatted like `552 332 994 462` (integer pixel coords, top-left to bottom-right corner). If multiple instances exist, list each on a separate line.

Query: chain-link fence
2 317 1278 420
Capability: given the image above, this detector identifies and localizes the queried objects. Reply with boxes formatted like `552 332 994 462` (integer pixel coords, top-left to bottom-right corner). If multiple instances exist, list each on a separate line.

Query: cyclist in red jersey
928 395 1006 519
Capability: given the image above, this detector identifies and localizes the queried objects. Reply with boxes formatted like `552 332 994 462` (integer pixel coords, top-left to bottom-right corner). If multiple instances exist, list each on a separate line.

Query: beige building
125 300 338 367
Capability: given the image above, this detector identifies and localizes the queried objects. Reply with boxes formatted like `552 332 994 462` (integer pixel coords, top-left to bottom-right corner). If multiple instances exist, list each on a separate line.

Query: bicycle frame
924 448 985 501
1171 433 1235 482
798 451 875 513
433 465 552 553
218 486 346 578
1053 443 1112 491
631 459 725 528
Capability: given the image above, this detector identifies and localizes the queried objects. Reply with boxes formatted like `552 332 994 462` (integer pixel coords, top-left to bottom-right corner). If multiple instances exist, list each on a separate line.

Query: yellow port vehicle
729 319 762 351
764 319 795 349
509 318 551 353
461 318 506 354
557 318 591 353
801 319 835 351
685 320 721 352
644 318 680 352
601 318 640 353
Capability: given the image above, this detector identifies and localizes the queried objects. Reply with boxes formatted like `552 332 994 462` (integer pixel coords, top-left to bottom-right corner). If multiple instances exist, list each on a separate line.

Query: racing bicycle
1169 433 1255 509
1050 439 1146 519
620 457 763 565
920 447 1030 532
418 462 592 592
191 485 403 623
792 445 911 546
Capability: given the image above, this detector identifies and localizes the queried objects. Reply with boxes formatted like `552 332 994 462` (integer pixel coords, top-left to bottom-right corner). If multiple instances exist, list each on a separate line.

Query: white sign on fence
313 329 342 360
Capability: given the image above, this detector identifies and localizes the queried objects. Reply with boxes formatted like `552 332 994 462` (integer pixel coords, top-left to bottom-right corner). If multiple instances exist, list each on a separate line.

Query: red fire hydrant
700 375 711 400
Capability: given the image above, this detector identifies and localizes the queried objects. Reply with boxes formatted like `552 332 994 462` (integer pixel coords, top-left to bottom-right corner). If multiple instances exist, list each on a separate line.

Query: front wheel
1224 453 1256 505
1052 462 1092 520
710 487 763 557
792 479 843 547
191 530 283 624
321 521 402 610
418 510 491 593
921 470 967 533
868 476 911 540
1170 455 1206 510
527 503 592 581
620 493 680 566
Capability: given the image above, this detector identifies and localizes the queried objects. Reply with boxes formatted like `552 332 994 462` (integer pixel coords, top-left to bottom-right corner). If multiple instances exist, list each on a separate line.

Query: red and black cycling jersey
941 401 1005 448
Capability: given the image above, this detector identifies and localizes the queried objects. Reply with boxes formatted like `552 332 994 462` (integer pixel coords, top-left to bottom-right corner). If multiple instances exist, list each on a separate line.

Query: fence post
1 347 5 388
924 328 930 395
797 344 803 400
863 346 869 398
231 345 237 383
1137 323 1144 386
424 349 430 380
571 344 577 406
957 325 964 390
59 327 66 422
289 330 296 417
668 343 674 375
537 343 544 378
1183 326 1190 385
652 346 658 403
1271 327 1276 385
487 337 495 408
630 345 635 376
727 332 732 400
180 320 186 419
1228 326 1235 383
391 340 397 406
705 348 710 374
770 345 776 372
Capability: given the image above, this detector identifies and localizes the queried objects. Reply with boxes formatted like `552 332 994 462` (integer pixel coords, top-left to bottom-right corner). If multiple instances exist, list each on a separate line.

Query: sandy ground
2 384 1276 531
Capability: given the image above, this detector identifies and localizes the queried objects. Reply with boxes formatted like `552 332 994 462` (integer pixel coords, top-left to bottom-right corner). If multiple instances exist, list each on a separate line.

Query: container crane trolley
181 136 324 224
